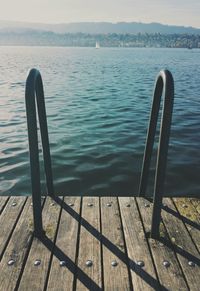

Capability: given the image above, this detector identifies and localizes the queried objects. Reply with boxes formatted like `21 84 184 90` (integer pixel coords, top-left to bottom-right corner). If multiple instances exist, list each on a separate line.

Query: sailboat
95 41 100 49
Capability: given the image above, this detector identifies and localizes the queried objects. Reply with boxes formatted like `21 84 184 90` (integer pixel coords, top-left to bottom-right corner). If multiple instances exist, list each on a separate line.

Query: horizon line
0 19 199 30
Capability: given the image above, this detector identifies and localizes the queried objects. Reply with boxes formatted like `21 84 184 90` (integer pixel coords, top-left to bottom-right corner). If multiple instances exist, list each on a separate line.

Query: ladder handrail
25 68 54 236
25 68 174 239
139 69 174 238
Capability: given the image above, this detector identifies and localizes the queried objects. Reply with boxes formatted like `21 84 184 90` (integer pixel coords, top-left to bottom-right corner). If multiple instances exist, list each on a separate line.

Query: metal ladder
139 70 174 238
25 68 54 237
25 68 174 239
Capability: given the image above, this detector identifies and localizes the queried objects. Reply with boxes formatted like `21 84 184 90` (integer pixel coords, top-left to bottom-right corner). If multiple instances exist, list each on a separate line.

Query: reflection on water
0 47 199 196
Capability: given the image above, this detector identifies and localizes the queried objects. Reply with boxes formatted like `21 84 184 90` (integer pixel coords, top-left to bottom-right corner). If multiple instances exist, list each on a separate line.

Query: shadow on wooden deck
0 196 199 290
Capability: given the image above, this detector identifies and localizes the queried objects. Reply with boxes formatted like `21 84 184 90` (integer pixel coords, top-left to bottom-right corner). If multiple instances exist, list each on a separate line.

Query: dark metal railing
139 69 174 238
25 68 54 237
25 68 174 239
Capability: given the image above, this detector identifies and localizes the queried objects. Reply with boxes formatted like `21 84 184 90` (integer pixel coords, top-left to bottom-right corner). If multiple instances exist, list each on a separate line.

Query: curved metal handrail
25 68 54 236
25 68 173 238
138 69 174 238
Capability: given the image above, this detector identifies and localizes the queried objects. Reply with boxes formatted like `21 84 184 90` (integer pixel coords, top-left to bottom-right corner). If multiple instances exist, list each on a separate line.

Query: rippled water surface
0 46 199 196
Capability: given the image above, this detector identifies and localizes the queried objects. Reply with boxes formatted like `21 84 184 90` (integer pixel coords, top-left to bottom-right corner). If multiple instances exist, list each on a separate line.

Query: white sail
95 41 100 49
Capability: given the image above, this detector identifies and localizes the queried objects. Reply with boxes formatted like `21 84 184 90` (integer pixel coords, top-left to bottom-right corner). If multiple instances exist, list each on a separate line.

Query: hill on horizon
0 20 200 34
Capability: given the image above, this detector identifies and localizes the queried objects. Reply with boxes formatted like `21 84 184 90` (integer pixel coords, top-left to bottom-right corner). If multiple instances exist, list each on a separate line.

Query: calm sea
0 46 199 196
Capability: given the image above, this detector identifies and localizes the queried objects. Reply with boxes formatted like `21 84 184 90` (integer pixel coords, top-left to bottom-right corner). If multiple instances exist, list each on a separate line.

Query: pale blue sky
0 0 200 28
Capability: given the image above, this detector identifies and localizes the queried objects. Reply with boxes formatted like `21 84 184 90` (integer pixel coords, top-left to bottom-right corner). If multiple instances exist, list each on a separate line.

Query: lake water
0 46 199 196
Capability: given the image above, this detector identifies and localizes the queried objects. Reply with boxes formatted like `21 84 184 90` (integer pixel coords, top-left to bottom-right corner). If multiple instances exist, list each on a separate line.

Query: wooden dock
0 196 199 290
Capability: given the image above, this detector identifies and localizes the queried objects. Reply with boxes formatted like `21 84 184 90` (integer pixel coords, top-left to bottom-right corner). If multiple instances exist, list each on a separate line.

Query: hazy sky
0 0 200 28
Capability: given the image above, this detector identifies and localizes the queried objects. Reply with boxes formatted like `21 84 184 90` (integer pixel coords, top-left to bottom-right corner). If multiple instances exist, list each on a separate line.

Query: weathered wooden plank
162 198 200 291
18 197 61 291
190 198 200 215
76 197 102 290
0 196 198 291
47 197 81 291
0 196 27 258
173 198 200 253
136 198 188 290
0 196 9 214
101 197 131 290
119 197 159 290
0 197 33 291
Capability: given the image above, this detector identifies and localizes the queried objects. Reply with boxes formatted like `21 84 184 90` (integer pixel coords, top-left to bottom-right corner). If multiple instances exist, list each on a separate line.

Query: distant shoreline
0 32 200 49
0 45 200 49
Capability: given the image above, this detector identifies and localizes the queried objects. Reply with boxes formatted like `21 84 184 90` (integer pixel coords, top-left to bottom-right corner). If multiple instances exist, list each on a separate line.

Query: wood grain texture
162 198 200 291
136 198 188 291
47 197 81 291
0 196 199 291
0 196 26 257
190 199 200 214
101 197 130 291
76 197 102 290
0 196 9 214
0 197 33 291
120 197 159 290
18 197 61 291
173 198 200 253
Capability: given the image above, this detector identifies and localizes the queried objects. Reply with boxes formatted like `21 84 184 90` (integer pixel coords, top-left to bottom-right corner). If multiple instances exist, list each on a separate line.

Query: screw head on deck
126 203 131 207
163 260 170 268
188 261 195 267
50 202 55 206
87 203 93 207
7 259 15 266
34 259 41 266
136 260 145 267
60 260 67 267
111 260 118 267
171 237 176 243
106 203 112 207
86 260 93 267
68 203 74 207
11 202 17 207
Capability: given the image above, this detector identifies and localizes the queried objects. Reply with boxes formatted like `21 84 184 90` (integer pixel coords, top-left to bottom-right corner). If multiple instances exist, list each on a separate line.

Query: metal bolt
60 260 67 267
163 260 170 268
68 203 74 207
106 203 112 207
171 237 176 243
87 203 93 207
11 202 17 207
136 260 145 267
34 259 41 266
50 202 55 206
144 203 150 208
111 260 118 267
126 204 131 207
8 259 15 266
86 260 93 267
188 261 195 267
